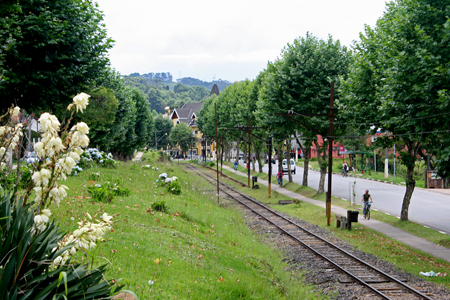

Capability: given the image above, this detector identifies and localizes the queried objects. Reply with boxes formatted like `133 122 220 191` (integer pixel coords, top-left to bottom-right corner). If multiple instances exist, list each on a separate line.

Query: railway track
186 164 435 300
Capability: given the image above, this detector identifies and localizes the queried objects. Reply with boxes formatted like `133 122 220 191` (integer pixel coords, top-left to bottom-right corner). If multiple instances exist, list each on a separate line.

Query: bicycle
364 203 371 220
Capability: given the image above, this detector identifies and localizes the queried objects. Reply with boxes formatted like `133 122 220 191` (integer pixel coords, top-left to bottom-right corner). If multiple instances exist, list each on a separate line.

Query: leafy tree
0 0 114 114
169 122 192 154
83 86 119 151
256 33 351 192
339 0 450 220
174 83 190 94
132 88 153 149
150 115 173 149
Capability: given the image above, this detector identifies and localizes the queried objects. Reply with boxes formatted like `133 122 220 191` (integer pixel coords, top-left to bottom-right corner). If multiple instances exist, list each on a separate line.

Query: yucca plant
0 192 121 299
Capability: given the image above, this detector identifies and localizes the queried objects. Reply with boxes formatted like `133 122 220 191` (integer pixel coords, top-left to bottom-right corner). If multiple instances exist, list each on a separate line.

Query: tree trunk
286 138 292 182
303 148 310 186
294 133 309 186
315 140 327 194
277 143 283 172
235 139 240 164
400 144 417 221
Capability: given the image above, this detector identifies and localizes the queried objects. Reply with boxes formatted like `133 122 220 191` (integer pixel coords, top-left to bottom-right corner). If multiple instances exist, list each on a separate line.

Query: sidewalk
221 164 450 263
133 151 143 161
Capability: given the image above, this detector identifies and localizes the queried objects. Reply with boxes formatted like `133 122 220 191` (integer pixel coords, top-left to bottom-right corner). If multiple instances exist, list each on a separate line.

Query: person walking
234 161 238 172
362 189 373 218
342 161 349 177
277 171 283 188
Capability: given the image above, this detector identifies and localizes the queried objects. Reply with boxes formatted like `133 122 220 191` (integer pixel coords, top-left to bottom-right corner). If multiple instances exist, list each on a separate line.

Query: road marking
439 231 447 235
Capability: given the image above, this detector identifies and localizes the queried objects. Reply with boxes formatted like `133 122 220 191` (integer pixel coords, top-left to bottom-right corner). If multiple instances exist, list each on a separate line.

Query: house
169 102 214 157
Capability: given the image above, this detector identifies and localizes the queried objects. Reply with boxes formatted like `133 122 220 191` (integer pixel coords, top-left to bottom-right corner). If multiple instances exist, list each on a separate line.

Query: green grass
211 166 450 288
298 159 426 188
48 152 325 299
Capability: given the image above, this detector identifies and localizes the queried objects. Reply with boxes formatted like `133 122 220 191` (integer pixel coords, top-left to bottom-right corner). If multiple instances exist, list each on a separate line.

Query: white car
282 159 296 174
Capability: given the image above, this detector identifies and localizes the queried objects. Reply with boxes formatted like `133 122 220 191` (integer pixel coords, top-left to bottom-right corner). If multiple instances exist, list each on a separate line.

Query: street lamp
156 132 167 151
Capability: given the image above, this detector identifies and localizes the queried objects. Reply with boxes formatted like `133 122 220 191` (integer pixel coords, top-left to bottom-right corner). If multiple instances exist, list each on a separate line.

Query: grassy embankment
50 152 324 300
219 160 450 288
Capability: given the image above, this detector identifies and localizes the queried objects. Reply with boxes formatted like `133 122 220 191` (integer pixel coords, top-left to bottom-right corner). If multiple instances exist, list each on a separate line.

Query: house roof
170 102 203 127
210 83 220 96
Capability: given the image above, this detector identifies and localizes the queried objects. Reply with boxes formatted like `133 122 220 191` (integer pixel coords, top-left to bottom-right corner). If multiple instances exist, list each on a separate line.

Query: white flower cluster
0 108 23 170
31 94 91 208
51 212 114 269
165 176 178 183
67 92 90 113
33 209 52 232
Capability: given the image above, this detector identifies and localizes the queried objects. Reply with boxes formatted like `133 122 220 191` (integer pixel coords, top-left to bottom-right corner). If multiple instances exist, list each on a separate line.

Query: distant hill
127 72 232 91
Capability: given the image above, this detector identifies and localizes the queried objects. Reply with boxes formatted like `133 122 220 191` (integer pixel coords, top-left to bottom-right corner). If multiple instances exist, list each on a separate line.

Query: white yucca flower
71 93 90 113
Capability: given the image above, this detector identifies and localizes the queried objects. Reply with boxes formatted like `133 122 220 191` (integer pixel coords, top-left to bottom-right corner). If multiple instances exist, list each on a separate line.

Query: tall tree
0 0 114 114
339 0 450 220
169 122 192 154
256 33 351 192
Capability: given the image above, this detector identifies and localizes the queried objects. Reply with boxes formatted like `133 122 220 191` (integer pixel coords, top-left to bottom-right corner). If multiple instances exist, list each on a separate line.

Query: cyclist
362 189 373 219
277 170 283 187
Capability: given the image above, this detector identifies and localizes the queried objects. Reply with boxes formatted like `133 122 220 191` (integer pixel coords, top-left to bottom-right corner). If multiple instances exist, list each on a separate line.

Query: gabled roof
170 102 203 127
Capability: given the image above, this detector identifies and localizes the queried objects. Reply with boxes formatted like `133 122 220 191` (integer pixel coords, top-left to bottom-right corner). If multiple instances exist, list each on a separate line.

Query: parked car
264 156 276 164
23 151 39 164
282 159 296 174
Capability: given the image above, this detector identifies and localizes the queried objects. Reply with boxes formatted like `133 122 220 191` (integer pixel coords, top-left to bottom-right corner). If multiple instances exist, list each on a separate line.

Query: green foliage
169 122 192 153
123 77 210 113
88 172 101 181
176 77 232 91
87 179 130 202
0 165 32 190
167 180 182 195
0 0 114 114
0 193 120 299
151 200 169 213
339 0 450 219
150 115 173 149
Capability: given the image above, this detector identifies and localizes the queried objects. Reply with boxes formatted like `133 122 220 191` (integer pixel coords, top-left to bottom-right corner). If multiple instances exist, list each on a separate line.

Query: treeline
129 72 173 82
198 0 450 222
176 77 232 91
123 77 210 114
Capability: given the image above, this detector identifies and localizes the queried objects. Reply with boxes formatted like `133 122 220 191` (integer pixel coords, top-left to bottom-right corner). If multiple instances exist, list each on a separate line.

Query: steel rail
186 164 433 300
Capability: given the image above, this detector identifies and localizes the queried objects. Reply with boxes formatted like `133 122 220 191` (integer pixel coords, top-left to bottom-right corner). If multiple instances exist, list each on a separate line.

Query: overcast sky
94 0 388 82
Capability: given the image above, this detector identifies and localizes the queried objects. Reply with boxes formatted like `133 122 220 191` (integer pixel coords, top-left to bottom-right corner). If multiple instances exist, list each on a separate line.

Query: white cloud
96 0 388 81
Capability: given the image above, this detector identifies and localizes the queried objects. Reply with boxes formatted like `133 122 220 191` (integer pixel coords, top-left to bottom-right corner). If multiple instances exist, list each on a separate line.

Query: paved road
242 160 450 234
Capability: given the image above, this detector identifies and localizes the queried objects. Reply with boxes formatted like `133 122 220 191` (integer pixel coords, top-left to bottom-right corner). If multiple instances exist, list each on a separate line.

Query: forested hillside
127 72 232 91
123 76 210 113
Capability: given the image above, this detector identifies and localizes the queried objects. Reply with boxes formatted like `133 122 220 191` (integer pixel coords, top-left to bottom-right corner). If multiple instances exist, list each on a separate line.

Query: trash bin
252 176 258 183
347 210 359 223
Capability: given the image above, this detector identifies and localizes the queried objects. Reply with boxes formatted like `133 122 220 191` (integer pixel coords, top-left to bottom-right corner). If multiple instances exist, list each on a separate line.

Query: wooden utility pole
267 137 272 198
248 115 251 188
215 104 219 196
326 82 335 226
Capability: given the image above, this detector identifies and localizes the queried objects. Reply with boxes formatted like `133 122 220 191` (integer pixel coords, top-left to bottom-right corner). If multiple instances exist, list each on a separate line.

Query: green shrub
208 161 215 167
151 201 168 213
88 172 101 181
0 192 121 299
167 180 182 195
87 179 130 202
0 166 32 190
